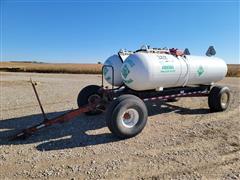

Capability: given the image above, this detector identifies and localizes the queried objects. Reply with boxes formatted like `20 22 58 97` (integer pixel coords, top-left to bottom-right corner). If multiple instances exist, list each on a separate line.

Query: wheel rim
87 94 102 113
221 92 229 107
121 108 139 128
88 94 101 104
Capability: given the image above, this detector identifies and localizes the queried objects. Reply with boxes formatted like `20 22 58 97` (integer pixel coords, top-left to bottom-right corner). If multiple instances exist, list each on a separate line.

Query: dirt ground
0 72 239 179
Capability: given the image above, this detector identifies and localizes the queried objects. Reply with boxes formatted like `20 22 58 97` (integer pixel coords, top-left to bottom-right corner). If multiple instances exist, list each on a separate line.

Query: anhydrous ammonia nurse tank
120 46 227 91
103 49 133 86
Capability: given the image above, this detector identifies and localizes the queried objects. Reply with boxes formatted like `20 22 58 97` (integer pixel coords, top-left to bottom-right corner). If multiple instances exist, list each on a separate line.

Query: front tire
77 85 103 115
106 95 148 139
208 86 230 112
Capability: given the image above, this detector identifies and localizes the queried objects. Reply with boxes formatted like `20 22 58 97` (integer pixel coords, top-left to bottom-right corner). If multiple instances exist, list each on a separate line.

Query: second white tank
120 52 227 91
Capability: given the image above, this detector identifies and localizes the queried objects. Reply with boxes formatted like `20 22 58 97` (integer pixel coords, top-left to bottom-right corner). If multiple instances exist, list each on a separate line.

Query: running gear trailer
10 70 230 140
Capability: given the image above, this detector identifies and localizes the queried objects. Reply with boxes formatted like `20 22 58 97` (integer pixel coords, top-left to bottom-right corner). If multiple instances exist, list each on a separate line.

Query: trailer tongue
9 80 106 141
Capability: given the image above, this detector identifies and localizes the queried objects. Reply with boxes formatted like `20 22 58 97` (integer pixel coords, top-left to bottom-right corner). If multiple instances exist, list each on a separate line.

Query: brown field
0 62 102 74
0 62 239 77
227 64 240 77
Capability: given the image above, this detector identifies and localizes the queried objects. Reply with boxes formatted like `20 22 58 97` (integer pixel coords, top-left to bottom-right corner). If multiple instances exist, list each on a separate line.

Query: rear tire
208 86 230 112
77 85 103 115
106 94 148 139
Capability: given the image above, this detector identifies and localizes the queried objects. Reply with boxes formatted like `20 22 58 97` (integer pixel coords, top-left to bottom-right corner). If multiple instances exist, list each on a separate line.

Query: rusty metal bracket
30 78 48 121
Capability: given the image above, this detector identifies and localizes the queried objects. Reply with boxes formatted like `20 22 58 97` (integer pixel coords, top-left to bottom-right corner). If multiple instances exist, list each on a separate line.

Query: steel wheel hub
88 94 101 105
121 109 139 128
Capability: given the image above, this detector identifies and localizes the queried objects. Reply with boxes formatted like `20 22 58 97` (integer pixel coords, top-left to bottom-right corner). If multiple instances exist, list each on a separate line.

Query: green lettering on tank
161 65 175 73
121 64 130 78
197 66 204 76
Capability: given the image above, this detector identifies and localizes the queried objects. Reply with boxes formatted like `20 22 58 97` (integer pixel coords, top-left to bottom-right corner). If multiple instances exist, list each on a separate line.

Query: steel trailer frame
10 65 214 140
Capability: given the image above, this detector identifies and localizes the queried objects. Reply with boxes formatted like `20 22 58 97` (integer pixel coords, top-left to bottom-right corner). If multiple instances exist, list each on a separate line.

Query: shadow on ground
0 101 210 151
146 101 210 116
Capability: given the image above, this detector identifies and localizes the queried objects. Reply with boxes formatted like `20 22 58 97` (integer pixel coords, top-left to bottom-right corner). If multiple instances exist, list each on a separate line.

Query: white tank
103 54 123 86
103 50 133 86
121 52 227 91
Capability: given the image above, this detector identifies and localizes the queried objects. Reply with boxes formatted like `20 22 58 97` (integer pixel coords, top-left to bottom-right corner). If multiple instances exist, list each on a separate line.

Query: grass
0 62 239 77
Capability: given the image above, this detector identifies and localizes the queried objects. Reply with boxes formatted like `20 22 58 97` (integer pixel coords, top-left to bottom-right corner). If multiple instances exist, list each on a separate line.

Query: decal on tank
121 64 130 78
126 59 135 67
197 66 204 76
123 79 133 84
157 55 167 60
121 64 134 84
161 65 175 73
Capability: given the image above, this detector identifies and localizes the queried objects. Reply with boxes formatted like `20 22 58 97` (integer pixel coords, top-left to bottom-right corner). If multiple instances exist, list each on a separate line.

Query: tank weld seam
182 57 190 87
175 56 183 86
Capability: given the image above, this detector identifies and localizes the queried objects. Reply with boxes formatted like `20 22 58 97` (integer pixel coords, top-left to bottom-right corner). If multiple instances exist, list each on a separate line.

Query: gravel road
0 72 239 179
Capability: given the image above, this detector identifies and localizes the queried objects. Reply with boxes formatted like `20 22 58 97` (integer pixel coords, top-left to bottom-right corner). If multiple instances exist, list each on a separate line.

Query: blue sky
1 0 239 64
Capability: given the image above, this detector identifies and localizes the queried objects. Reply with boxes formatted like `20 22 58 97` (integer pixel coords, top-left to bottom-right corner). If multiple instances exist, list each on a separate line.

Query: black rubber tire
106 95 140 133
208 86 230 112
106 94 148 139
77 85 102 115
